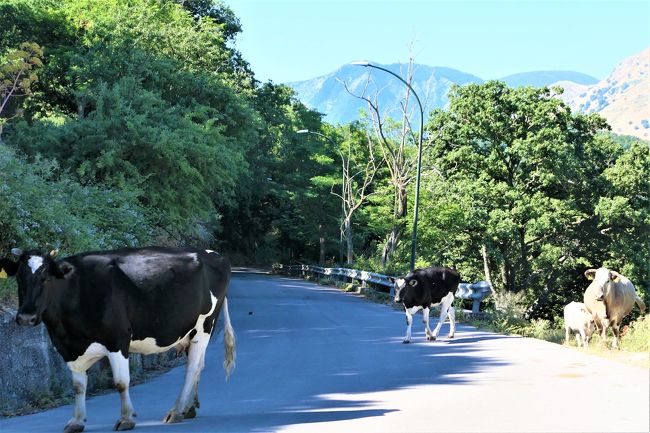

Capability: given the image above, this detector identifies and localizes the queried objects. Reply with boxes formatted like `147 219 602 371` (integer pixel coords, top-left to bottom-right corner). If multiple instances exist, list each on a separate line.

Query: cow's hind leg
448 305 456 338
107 351 136 431
431 293 454 340
183 381 201 419
165 330 211 423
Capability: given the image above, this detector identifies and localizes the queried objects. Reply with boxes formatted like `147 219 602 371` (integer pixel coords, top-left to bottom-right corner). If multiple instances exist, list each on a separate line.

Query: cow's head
584 268 621 301
2 248 74 326
394 275 418 303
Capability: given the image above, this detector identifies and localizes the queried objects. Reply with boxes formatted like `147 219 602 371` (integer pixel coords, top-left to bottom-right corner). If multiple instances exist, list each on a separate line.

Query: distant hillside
554 47 650 140
288 63 483 125
500 71 598 88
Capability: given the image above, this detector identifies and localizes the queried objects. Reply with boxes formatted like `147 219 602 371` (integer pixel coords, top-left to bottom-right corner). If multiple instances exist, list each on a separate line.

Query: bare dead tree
0 42 43 139
342 57 429 267
331 132 378 265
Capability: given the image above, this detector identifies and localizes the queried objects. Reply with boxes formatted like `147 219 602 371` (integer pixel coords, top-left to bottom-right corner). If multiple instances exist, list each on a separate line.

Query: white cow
563 301 595 347
583 267 646 349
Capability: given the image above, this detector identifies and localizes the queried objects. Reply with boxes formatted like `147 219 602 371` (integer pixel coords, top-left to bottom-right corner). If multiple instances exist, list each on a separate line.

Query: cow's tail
222 296 236 379
635 295 646 313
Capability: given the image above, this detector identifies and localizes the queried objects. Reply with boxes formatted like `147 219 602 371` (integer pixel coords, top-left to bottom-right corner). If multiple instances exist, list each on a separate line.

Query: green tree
425 81 615 309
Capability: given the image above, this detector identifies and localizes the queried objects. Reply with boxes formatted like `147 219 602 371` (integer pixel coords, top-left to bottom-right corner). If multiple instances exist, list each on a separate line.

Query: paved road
1 272 648 433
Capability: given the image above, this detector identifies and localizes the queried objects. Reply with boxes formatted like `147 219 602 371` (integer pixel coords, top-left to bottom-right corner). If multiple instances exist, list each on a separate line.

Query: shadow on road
185 273 510 432
0 273 511 433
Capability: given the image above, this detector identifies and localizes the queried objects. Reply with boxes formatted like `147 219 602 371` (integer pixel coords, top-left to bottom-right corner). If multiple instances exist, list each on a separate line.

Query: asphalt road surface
1 271 648 433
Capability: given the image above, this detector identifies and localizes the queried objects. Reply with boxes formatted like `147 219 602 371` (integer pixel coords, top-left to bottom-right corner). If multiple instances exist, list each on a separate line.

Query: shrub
620 314 650 352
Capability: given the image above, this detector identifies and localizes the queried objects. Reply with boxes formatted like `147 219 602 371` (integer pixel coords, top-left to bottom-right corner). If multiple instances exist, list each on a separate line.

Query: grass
0 279 17 304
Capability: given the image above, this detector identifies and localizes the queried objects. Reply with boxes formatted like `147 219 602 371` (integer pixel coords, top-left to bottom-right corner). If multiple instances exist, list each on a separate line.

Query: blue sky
227 0 650 83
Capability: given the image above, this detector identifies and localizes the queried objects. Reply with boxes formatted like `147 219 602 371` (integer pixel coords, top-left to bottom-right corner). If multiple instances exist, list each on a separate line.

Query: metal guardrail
273 264 493 313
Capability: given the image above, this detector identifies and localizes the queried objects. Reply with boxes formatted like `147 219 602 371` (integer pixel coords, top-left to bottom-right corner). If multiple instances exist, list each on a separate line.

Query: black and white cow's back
394 266 460 343
0 246 234 433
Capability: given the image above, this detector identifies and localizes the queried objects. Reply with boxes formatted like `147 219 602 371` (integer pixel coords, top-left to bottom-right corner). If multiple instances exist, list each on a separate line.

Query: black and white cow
0 246 235 433
393 266 460 343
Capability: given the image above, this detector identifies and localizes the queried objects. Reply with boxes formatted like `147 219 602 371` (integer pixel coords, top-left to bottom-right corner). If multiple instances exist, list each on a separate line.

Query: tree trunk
396 184 408 220
500 252 514 292
344 216 353 265
318 223 325 265
381 185 408 267
482 243 494 290
381 222 404 268
517 227 528 291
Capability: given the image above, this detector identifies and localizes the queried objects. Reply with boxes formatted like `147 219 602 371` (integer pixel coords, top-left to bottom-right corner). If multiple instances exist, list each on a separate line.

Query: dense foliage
0 0 328 259
0 0 647 321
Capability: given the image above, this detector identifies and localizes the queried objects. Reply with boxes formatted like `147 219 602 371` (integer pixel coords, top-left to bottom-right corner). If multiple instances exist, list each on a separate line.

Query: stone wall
0 306 180 416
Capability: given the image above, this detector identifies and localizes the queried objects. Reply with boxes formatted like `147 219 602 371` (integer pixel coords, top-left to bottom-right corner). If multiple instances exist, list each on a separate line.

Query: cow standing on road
393 267 460 343
0 247 235 433
583 267 646 349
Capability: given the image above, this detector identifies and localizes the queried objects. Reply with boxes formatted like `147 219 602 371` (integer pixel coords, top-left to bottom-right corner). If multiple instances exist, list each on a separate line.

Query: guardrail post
472 299 481 314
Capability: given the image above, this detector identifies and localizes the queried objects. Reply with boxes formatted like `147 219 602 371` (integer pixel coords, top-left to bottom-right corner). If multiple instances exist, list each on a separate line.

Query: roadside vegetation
296 272 649 365
1 0 648 359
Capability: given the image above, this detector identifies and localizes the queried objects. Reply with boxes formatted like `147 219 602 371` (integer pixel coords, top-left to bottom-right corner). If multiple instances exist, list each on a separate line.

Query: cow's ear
11 248 23 257
584 269 596 280
387 277 395 283
409 279 418 287
609 270 622 282
49 249 59 258
0 258 18 278
51 261 75 279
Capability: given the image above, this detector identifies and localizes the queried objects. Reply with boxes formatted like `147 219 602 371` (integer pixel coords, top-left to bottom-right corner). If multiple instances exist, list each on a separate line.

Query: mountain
288 50 650 140
288 63 483 125
289 65 601 125
554 47 650 140
500 71 598 88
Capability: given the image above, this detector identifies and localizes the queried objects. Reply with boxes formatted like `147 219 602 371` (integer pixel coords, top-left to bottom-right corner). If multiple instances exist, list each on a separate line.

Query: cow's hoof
428 336 437 341
164 410 184 424
64 422 85 433
448 335 454 339
114 418 135 431
402 340 410 344
184 406 197 419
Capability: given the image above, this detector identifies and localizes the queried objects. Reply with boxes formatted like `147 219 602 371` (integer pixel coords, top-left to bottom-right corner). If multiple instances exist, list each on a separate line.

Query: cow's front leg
576 331 584 347
403 307 416 344
65 344 109 433
611 323 621 350
64 371 88 433
422 307 434 340
107 351 136 431
598 317 609 342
